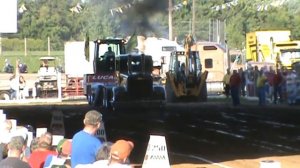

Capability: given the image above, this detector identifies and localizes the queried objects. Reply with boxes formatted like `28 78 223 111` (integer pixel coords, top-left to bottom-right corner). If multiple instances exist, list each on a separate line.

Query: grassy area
0 51 64 73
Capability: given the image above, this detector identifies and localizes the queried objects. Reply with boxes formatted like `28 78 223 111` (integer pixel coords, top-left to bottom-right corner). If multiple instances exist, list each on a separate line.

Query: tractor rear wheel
165 79 176 103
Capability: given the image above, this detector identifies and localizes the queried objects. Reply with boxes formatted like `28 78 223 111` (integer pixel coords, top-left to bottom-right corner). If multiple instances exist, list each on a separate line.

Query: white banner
0 0 17 33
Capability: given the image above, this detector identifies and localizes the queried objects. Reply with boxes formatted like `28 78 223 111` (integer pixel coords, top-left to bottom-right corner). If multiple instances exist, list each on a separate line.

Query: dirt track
1 98 300 168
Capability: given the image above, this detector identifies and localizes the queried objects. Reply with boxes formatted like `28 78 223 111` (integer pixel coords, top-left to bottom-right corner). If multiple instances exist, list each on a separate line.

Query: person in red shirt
273 69 283 104
28 132 57 168
230 70 241 106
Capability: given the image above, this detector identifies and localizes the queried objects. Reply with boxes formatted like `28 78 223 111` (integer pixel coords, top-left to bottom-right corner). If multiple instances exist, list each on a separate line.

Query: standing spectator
71 110 103 168
285 69 297 104
265 67 275 102
253 65 260 96
19 75 28 99
273 69 283 104
0 136 31 168
246 65 255 96
28 132 57 168
256 70 268 106
9 75 18 100
222 68 231 98
281 67 288 102
238 68 246 97
107 139 134 168
229 70 241 106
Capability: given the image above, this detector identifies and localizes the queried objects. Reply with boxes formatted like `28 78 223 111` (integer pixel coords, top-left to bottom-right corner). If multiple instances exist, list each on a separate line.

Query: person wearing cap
44 138 72 168
107 139 134 168
71 110 103 168
0 136 31 168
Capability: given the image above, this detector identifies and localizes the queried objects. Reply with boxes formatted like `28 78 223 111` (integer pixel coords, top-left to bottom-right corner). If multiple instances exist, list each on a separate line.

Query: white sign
64 41 94 77
96 121 107 142
50 110 65 136
0 113 6 123
36 128 47 137
10 119 17 132
142 135 170 168
260 160 281 168
27 132 33 147
52 135 64 146
0 0 17 33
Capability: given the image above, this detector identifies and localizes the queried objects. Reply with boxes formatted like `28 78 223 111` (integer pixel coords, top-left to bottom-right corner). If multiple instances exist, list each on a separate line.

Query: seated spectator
28 132 57 168
0 136 30 168
107 139 134 168
44 138 72 168
75 141 113 168
29 137 40 153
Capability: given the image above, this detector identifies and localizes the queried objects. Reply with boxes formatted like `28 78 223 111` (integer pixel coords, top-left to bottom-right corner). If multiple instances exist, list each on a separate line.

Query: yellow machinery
165 34 208 102
246 30 300 69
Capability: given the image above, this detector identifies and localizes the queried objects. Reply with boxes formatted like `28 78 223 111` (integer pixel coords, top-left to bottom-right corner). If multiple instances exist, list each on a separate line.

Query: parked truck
245 30 300 69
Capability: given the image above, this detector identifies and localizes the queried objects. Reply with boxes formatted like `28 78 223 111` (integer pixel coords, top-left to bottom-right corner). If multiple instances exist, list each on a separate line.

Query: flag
84 32 90 61
126 31 138 53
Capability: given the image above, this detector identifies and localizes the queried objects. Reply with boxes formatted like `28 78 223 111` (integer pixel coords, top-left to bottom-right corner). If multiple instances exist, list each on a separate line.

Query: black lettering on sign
150 155 166 160
100 129 105 135
150 145 166 151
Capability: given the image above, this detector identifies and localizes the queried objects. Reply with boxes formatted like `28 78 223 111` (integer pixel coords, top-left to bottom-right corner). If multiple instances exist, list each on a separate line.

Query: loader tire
198 82 208 102
165 79 176 103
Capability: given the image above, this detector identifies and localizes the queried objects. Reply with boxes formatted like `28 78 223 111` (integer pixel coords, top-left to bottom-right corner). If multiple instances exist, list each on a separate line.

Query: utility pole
168 0 173 41
192 0 195 36
48 36 51 56
0 33 2 55
24 37 27 57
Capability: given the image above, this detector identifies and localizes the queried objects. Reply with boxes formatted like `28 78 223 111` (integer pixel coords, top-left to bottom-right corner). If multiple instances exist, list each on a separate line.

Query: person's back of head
38 132 53 150
84 110 102 127
226 68 230 74
96 141 113 160
8 136 26 156
30 137 40 152
232 70 237 75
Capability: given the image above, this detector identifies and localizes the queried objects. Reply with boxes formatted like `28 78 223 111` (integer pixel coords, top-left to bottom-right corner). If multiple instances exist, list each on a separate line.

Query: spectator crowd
223 64 300 106
0 110 135 168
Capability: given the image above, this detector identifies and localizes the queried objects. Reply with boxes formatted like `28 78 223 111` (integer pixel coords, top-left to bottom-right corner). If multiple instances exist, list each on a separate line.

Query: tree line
2 0 299 51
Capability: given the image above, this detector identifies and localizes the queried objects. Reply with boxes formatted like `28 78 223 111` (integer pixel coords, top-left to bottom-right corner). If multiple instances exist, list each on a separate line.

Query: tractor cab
169 51 202 87
93 39 126 73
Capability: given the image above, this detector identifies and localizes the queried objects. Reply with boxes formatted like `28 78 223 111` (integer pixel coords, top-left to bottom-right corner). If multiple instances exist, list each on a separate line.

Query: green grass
0 51 64 73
